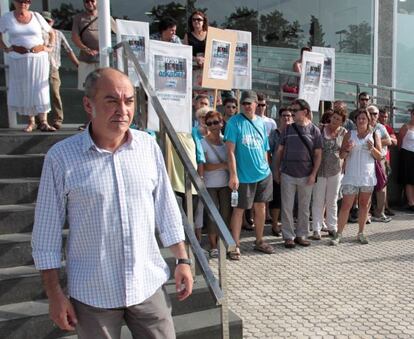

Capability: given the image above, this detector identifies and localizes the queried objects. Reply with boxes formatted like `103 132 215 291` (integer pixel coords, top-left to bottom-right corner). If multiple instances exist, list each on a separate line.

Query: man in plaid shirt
42 11 79 129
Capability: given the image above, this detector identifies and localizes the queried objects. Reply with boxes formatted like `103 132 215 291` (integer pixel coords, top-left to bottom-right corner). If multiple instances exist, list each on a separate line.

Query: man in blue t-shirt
224 90 274 260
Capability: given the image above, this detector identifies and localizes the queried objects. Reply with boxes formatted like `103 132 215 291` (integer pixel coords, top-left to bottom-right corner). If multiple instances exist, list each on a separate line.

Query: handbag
373 132 387 191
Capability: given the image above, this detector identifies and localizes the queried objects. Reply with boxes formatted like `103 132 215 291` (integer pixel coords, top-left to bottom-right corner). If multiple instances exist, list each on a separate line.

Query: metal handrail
112 41 235 338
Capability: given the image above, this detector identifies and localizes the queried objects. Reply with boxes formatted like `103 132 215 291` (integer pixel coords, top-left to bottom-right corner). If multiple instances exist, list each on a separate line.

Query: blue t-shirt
224 114 270 183
191 126 206 164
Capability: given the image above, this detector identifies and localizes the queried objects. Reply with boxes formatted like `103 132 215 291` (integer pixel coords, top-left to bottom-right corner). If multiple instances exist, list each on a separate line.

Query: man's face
84 70 135 138
84 0 97 13
224 101 237 117
256 100 267 116
195 97 209 110
291 104 306 123
359 95 370 109
242 101 257 115
379 112 388 124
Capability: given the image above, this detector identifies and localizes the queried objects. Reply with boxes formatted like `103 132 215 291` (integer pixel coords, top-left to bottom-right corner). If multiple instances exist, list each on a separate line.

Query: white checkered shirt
32 128 185 308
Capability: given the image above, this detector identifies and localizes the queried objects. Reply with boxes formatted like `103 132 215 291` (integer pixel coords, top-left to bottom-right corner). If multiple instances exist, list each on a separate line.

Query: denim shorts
341 185 374 195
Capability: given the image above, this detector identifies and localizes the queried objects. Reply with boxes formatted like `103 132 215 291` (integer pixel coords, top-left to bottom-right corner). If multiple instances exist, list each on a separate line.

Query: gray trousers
72 287 175 339
281 173 314 240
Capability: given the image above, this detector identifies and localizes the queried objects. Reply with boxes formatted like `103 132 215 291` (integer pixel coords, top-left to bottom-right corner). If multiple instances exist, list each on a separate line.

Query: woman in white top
0 0 55 132
398 109 414 211
331 109 383 245
199 111 230 258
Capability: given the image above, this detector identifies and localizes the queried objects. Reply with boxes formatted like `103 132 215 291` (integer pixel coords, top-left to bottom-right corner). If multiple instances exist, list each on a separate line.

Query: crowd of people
192 90 413 259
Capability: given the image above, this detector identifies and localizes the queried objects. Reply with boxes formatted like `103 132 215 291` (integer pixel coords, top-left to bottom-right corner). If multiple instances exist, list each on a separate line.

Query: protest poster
312 47 335 101
299 51 325 111
226 29 252 90
116 19 149 86
148 40 192 133
202 27 237 90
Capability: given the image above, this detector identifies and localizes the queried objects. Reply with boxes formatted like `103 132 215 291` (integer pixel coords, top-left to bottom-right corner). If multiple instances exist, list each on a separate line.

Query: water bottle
231 190 239 207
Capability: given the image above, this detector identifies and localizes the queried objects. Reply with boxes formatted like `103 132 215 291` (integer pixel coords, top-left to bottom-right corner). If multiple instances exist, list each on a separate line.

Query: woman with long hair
183 10 208 68
331 109 383 245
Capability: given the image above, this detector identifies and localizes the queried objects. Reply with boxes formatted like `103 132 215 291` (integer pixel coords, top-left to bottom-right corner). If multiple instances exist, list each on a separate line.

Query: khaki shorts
237 174 273 209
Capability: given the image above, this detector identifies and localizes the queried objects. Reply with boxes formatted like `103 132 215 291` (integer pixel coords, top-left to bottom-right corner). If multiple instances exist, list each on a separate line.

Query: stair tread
0 229 68 243
0 129 78 136
0 154 44 158
0 203 35 211
0 178 39 184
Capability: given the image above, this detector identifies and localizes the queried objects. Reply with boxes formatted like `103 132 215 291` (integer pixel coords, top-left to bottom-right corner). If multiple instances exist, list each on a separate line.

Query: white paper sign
227 30 252 90
148 40 192 134
312 47 335 101
208 39 231 80
116 19 149 86
299 51 325 111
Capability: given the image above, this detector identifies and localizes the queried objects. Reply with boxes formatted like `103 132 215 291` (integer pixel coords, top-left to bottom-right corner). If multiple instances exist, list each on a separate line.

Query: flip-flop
23 123 36 133
39 123 56 132
254 241 274 254
228 247 240 260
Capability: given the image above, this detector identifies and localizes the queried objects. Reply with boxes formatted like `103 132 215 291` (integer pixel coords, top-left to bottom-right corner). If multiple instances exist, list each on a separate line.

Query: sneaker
384 208 395 216
329 233 342 246
328 230 337 238
371 214 392 223
312 231 321 240
357 233 369 244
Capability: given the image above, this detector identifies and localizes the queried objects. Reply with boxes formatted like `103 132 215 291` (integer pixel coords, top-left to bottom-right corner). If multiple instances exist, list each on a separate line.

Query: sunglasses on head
206 120 220 127
192 18 204 22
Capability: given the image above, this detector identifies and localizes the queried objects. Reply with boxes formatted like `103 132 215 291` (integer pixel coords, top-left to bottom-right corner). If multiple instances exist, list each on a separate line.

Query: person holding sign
183 11 208 68
225 90 274 260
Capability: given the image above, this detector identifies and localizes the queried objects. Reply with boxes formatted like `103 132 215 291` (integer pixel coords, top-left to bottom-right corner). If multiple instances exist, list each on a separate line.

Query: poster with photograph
312 47 335 101
299 51 325 111
227 29 252 90
208 39 230 80
202 27 237 90
148 40 192 133
116 19 149 86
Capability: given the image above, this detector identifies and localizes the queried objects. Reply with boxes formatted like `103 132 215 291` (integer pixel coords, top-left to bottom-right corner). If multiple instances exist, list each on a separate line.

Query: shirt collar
81 124 136 153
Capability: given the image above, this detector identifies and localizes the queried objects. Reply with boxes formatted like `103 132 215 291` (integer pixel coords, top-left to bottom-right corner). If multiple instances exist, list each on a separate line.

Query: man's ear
83 96 94 119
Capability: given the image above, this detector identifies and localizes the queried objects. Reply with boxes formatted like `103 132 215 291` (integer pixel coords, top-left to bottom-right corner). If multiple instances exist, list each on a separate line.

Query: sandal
228 247 241 261
39 122 56 132
209 248 219 258
23 123 36 133
254 241 274 254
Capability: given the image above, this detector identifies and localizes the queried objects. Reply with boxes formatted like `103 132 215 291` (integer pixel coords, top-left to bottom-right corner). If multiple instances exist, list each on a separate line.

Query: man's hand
228 174 239 191
307 174 316 185
274 169 281 184
174 264 193 301
48 290 78 331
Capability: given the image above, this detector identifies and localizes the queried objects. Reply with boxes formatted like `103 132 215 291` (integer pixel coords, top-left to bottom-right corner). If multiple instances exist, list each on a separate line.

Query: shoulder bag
373 132 387 191
240 113 264 142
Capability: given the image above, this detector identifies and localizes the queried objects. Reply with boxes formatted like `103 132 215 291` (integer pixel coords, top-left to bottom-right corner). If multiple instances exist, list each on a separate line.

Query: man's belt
11 45 45 54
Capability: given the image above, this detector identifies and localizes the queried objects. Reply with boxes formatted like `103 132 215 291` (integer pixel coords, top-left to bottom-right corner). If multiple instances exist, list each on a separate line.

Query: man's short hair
84 68 131 99
292 98 311 114
158 17 177 33
223 97 237 106
359 92 370 100
195 94 209 102
257 93 266 102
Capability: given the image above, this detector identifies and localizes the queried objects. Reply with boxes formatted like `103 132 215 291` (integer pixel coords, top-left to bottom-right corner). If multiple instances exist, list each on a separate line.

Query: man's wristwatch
176 258 192 266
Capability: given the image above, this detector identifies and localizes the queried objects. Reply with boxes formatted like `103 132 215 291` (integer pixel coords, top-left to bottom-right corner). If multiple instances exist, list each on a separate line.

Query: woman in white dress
0 0 55 132
330 109 383 245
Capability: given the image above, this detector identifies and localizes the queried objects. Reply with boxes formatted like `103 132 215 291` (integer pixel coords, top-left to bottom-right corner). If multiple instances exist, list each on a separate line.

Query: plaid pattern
32 129 185 308
49 29 73 69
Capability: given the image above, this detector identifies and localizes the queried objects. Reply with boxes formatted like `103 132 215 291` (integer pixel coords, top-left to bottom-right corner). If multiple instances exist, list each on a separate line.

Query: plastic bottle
231 190 239 207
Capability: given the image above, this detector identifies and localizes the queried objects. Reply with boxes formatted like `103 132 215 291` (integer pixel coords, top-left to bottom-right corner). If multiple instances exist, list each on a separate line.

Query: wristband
176 258 192 266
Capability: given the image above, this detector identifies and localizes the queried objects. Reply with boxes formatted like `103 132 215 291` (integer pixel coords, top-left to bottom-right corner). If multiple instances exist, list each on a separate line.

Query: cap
41 11 53 22
240 90 258 104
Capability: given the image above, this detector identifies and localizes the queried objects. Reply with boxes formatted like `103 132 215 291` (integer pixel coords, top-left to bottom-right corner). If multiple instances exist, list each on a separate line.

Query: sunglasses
360 98 369 101
206 120 221 127
242 102 252 106
84 0 96 3
369 112 378 115
282 114 292 118
16 0 31 3
290 108 303 113
192 18 204 22
257 104 266 107
226 105 237 109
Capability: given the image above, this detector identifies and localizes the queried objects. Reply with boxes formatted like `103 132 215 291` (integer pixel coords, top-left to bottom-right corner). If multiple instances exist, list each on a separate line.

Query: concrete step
0 178 39 205
0 300 242 339
0 154 44 179
0 204 35 234
0 263 215 312
0 232 35 268
0 129 78 155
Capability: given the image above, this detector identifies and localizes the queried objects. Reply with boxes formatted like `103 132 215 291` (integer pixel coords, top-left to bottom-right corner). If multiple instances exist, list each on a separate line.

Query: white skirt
7 52 51 116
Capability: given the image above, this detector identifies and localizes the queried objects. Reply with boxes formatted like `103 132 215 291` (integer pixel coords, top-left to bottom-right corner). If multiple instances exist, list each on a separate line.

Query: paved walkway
221 210 414 338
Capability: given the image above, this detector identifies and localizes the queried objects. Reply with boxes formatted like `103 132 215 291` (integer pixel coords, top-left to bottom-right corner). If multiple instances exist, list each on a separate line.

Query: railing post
184 172 196 278
389 89 394 126
122 48 129 76
356 84 360 109
218 237 230 339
